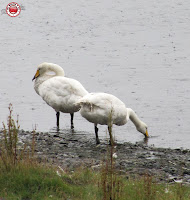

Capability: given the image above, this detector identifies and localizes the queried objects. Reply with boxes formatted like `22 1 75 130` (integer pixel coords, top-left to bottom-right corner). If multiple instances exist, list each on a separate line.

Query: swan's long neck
127 108 142 129
34 76 48 95
42 62 65 76
34 65 64 94
53 69 64 76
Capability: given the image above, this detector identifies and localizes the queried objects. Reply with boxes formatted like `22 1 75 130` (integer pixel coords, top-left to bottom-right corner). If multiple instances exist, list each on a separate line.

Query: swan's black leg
94 124 100 145
108 126 114 146
70 113 74 129
56 112 60 130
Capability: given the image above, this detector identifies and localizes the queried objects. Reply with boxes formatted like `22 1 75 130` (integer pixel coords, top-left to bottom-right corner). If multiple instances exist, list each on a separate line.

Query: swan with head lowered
77 92 149 145
32 62 88 130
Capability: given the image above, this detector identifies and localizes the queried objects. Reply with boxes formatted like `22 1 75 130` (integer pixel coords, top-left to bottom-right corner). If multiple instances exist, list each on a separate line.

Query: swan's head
32 62 65 81
137 122 149 138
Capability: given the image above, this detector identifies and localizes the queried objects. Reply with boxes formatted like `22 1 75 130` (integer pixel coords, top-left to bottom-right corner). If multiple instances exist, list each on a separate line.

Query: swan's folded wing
38 76 88 112
39 77 87 98
77 93 125 108
78 93 128 125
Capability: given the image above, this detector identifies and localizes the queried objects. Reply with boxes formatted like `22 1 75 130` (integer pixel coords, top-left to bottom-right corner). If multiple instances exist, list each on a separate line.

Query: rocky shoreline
2 130 190 184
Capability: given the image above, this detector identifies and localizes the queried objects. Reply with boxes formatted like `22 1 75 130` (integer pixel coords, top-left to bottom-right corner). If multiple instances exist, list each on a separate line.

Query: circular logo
6 2 21 17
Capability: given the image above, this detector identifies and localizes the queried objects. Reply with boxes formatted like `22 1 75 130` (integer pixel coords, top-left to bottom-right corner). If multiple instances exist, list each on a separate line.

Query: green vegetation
0 104 190 200
0 163 189 200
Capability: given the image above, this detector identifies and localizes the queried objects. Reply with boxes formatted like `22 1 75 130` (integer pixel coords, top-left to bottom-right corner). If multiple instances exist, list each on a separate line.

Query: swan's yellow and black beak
145 129 149 137
32 70 40 81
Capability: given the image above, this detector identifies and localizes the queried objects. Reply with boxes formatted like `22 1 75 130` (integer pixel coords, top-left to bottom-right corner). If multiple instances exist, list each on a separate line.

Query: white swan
77 93 149 145
32 62 88 129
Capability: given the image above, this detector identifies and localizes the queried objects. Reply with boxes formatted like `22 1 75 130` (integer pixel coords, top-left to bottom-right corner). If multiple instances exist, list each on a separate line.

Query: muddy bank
3 130 190 184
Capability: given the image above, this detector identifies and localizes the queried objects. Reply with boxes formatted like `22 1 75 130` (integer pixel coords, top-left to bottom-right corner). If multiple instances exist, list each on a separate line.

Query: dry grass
0 104 189 200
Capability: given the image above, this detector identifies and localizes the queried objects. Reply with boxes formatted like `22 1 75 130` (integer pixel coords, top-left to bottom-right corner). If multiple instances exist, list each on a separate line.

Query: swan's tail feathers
75 99 85 106
75 99 94 112
74 99 87 107
74 100 81 107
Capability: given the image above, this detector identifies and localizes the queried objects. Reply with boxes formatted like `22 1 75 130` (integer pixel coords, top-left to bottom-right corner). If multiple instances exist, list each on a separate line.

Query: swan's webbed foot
96 138 100 145
109 140 115 146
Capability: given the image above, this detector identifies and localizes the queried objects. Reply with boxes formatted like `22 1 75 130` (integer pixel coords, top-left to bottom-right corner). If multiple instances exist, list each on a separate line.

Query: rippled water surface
0 0 190 148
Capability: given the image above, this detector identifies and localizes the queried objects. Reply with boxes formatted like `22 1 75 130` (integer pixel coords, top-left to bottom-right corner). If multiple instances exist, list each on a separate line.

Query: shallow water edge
2 129 189 185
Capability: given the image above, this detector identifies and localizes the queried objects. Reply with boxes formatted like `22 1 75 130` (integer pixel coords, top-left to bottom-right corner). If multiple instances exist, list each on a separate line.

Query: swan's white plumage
78 93 128 126
37 76 88 113
77 92 148 143
33 62 88 126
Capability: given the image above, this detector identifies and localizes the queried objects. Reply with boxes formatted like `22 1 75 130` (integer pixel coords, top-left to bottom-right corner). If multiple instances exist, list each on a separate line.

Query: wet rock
183 169 190 175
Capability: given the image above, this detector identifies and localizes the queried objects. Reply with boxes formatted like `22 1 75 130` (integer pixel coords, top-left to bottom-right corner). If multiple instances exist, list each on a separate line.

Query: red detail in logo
6 2 21 17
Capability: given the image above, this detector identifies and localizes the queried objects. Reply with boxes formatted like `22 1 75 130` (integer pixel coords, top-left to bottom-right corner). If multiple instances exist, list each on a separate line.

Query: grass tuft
0 104 189 200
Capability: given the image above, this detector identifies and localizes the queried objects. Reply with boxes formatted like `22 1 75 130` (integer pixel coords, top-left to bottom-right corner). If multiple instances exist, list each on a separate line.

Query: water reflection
143 136 149 145
136 136 149 146
0 1 190 149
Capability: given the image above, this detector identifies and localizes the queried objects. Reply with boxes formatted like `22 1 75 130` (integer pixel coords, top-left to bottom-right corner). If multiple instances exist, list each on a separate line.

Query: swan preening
32 62 149 145
77 93 149 145
32 62 88 129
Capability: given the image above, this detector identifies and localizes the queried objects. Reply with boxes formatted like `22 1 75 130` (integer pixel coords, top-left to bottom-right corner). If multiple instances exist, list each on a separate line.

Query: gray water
0 0 190 149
